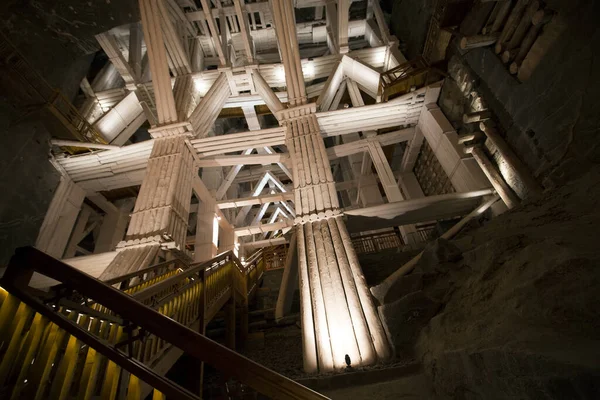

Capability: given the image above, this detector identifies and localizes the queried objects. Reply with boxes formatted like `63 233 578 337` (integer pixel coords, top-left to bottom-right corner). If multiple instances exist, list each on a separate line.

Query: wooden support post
470 146 520 209
491 0 513 33
129 22 143 80
275 234 298 321
504 1 540 52
496 0 530 54
200 0 228 66
338 0 350 53
226 293 236 350
460 33 500 49
463 110 493 123
139 0 178 124
479 121 543 197
233 0 254 62
517 14 565 81
239 298 249 344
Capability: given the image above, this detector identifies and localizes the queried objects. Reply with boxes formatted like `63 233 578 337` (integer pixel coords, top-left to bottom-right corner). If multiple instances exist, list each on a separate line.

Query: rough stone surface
388 0 435 60
379 290 441 359
358 247 421 286
321 372 433 399
383 272 424 304
409 166 600 399
0 1 139 265
455 0 600 188
414 238 462 274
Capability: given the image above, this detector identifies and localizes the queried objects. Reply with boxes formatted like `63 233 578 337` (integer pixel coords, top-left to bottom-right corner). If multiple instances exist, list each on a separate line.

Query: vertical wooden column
268 0 391 372
366 141 419 245
226 292 236 350
218 222 235 253
337 0 350 53
35 177 86 259
271 0 307 106
124 136 195 252
188 73 231 137
194 197 218 262
94 200 134 253
129 22 143 80
63 206 92 258
138 0 178 124
470 146 520 209
275 233 298 321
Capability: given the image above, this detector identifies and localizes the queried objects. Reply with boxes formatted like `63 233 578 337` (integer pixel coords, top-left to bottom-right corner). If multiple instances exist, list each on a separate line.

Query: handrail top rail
104 258 188 285
132 252 234 302
2 246 329 400
131 249 264 303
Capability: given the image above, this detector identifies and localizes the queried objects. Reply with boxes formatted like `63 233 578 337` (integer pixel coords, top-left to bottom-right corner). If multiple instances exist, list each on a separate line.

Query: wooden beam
200 0 227 65
217 192 294 209
233 0 254 62
196 153 288 168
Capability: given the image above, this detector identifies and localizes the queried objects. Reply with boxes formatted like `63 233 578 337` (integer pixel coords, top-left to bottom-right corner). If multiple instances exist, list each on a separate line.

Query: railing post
198 267 207 398
226 291 236 350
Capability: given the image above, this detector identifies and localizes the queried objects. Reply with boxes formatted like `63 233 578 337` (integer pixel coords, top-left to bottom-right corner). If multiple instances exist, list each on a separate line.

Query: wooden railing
352 225 438 255
0 247 327 400
352 231 404 254
378 56 446 101
263 244 288 271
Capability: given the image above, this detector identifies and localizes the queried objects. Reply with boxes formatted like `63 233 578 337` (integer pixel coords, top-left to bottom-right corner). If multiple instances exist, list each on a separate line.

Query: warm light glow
212 215 219 247
275 66 286 83
373 47 387 67
194 77 209 95
303 61 315 78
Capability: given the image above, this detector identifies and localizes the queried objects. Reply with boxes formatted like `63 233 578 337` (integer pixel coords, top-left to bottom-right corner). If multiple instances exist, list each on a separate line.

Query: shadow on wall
378 165 600 398
388 0 436 60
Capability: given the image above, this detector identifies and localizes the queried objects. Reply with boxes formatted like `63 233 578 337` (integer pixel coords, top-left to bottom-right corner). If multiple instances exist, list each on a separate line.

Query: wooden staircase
378 56 447 102
0 247 326 400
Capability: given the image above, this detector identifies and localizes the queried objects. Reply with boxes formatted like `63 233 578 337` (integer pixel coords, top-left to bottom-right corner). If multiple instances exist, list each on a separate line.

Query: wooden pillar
470 146 520 209
275 233 298 321
63 205 92 259
194 198 218 262
463 110 492 123
239 298 249 344
459 33 500 50
480 121 543 197
35 177 86 259
188 73 231 137
367 141 419 245
337 0 350 53
138 0 178 124
129 22 143 80
225 293 236 350
125 136 195 252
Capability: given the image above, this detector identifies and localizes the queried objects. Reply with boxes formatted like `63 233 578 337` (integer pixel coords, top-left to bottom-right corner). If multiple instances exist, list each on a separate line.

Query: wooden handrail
104 258 186 285
1 283 199 400
3 247 328 400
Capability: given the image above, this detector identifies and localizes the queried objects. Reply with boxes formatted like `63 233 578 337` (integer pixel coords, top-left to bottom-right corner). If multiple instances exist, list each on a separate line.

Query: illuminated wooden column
35 177 86 259
195 197 218 262
94 199 134 253
124 135 195 252
188 73 231 137
269 0 391 372
337 0 350 53
285 109 391 371
218 222 236 253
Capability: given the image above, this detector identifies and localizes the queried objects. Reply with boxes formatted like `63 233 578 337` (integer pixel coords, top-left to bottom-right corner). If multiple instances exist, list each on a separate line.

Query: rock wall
379 166 600 398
